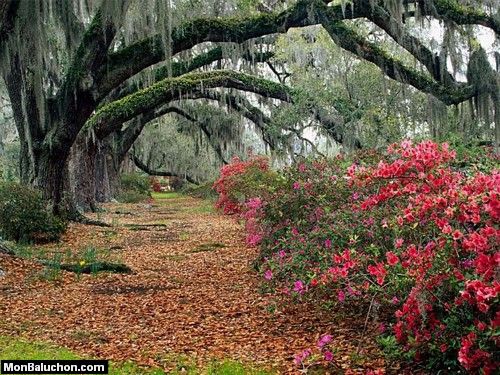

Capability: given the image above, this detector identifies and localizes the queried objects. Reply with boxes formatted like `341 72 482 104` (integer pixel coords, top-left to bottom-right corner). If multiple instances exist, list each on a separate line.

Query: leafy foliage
217 141 499 372
0 182 66 243
117 173 151 203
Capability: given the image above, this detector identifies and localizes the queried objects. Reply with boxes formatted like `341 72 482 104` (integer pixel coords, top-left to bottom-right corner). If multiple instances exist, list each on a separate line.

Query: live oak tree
0 0 498 214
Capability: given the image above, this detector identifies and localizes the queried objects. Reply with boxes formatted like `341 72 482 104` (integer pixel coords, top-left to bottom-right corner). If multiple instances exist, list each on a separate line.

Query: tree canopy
0 0 498 212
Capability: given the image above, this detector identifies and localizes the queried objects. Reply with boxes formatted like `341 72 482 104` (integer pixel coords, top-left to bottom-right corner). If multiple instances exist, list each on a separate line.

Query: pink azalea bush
215 141 499 372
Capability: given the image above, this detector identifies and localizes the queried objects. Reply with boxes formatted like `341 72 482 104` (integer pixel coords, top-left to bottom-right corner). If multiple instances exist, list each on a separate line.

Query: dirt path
0 195 388 373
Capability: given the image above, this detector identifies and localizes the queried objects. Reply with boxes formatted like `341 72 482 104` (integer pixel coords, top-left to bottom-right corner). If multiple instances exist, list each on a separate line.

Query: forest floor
0 193 394 374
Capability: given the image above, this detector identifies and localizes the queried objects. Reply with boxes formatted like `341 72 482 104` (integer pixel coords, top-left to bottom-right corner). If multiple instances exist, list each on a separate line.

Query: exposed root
40 261 132 274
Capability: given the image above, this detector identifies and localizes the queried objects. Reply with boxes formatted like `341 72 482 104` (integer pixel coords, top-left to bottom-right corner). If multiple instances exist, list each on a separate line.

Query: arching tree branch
90 70 292 139
322 21 475 105
96 0 359 98
132 154 199 185
107 47 275 103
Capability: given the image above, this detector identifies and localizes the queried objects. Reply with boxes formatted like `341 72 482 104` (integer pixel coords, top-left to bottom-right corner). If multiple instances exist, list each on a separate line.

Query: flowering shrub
150 177 162 192
216 141 499 372
213 155 279 215
213 155 281 246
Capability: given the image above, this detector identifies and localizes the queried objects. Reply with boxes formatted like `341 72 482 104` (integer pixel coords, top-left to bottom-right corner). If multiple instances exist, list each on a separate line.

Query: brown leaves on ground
0 195 399 374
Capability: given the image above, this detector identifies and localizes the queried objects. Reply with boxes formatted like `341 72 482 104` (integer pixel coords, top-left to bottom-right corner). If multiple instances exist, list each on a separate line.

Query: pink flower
293 280 305 294
317 334 333 348
278 250 286 258
324 351 334 362
442 224 452 234
452 229 463 240
293 181 301 190
324 239 332 248
246 197 262 210
337 290 345 302
294 349 312 365
367 263 387 285
394 238 404 248
264 269 273 280
246 233 262 246
378 322 386 333
391 296 399 304
386 251 399 266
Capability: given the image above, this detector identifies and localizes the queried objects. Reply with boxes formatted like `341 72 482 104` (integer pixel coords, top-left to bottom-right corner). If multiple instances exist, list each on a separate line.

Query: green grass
206 360 272 375
151 192 183 200
0 336 162 374
190 242 226 253
184 200 215 214
0 336 273 374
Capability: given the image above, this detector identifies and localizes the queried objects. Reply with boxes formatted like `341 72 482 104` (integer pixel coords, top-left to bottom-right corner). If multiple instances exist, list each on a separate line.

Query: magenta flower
264 269 273 280
324 238 332 248
293 280 305 294
294 349 312 365
337 290 345 302
317 334 333 348
293 181 301 190
246 197 262 210
324 351 334 362
246 233 262 246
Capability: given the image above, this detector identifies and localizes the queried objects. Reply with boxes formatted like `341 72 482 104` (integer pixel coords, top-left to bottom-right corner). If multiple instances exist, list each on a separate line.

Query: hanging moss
467 47 499 138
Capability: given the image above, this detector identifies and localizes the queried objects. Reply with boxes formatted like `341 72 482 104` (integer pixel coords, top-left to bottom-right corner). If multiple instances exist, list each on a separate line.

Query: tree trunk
32 149 69 214
95 142 112 203
67 134 98 212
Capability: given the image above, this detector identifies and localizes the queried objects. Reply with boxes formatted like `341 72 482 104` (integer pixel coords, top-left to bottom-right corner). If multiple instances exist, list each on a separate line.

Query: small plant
0 182 66 243
40 252 63 281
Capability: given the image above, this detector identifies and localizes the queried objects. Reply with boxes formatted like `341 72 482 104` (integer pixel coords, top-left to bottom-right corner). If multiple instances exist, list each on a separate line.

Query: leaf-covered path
0 195 389 373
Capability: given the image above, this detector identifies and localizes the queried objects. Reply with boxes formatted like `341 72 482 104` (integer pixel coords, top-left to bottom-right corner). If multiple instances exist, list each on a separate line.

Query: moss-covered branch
41 261 132 274
89 70 292 139
106 47 275 104
97 0 358 99
423 0 499 35
323 21 476 105
359 0 446 82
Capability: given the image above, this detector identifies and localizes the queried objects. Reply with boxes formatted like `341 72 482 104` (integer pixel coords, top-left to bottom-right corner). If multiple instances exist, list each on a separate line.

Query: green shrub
169 176 185 191
116 190 149 203
181 181 218 200
0 182 66 243
120 173 151 195
117 173 151 203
